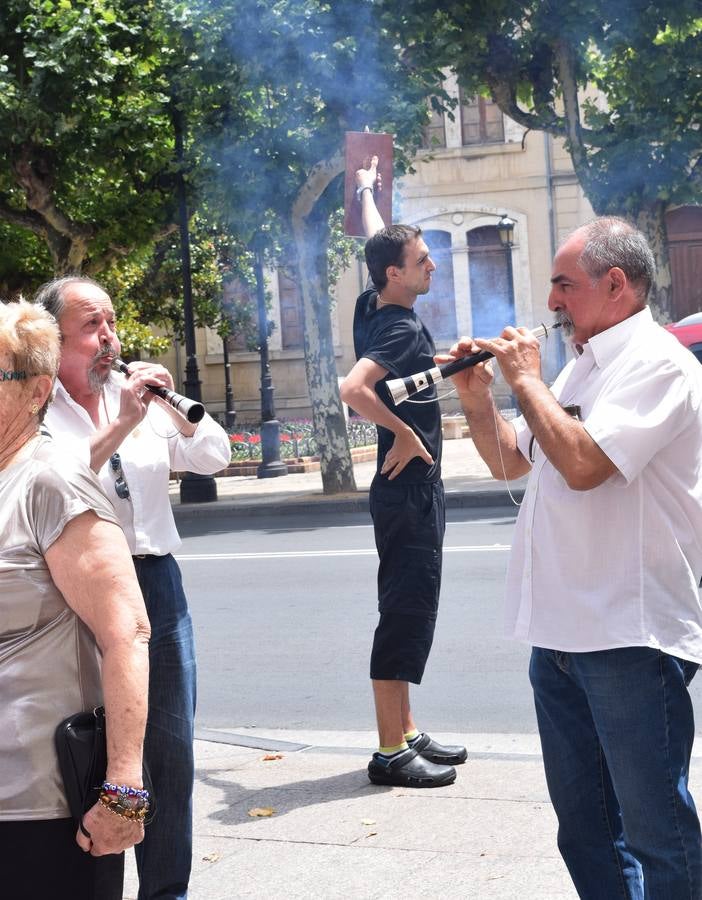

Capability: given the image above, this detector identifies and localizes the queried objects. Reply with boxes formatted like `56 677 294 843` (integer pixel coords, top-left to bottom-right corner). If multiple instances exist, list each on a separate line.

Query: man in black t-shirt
340 157 467 788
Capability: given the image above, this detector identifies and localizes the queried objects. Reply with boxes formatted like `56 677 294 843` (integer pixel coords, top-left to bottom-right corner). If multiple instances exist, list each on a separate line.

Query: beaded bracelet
98 789 150 822
102 781 150 801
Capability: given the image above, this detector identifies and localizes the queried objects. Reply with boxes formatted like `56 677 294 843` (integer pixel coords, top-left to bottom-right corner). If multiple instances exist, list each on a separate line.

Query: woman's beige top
0 437 118 820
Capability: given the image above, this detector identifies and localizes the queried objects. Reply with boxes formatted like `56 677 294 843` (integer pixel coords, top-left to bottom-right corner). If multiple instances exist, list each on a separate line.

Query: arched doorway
467 226 515 338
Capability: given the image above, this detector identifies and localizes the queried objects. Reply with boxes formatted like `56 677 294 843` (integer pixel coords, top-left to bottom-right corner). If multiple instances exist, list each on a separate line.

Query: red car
664 313 702 363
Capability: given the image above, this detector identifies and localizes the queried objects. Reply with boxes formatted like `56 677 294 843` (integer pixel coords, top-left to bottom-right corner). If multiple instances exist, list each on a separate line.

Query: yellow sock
378 741 409 756
404 729 420 742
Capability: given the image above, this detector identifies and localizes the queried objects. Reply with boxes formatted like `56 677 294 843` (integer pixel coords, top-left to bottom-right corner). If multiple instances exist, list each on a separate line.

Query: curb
172 492 370 522
171 487 523 523
445 488 523 509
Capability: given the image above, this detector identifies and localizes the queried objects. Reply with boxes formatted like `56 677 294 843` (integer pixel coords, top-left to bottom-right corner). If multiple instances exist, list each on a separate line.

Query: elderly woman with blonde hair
0 300 151 900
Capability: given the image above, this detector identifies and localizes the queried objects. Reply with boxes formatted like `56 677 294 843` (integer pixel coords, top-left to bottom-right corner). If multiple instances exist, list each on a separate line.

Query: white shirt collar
587 307 652 369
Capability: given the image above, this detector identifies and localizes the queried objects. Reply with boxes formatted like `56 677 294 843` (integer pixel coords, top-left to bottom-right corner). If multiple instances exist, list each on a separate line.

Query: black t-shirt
353 288 442 484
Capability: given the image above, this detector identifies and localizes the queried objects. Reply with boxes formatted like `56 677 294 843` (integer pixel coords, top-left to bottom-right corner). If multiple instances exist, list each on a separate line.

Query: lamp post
222 333 237 429
253 242 288 479
496 214 516 311
172 99 217 503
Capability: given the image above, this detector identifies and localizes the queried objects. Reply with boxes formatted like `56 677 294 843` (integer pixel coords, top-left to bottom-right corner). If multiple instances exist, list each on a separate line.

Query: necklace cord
490 401 521 507
403 386 457 404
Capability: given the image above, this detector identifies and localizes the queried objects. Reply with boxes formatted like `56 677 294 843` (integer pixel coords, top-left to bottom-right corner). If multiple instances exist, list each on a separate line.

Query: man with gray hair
450 217 702 897
35 275 231 900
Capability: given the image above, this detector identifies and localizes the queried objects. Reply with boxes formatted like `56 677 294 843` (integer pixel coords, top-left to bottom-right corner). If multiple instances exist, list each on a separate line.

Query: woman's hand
77 800 145 856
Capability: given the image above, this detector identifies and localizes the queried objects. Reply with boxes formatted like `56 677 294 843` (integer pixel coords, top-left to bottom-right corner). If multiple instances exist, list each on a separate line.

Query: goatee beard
88 345 116 395
88 367 110 395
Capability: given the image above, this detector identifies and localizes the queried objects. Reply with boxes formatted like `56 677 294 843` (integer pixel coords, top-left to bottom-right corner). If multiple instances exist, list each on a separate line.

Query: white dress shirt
507 308 702 663
45 375 231 556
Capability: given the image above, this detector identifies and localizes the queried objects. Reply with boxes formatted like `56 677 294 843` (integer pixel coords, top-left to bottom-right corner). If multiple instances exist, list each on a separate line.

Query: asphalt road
177 509 529 736
176 508 702 741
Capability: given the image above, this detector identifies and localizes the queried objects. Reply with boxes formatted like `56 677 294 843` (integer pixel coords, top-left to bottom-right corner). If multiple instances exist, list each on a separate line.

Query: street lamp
497 213 517 248
496 213 517 311
252 242 288 479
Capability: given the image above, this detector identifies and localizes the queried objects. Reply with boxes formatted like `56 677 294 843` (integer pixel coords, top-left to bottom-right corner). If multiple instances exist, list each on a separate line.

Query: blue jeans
530 646 701 899
133 554 196 900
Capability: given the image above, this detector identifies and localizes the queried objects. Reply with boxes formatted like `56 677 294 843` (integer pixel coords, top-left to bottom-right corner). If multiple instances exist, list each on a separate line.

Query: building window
277 269 304 350
413 230 456 342
467 227 514 338
421 100 446 150
459 89 504 145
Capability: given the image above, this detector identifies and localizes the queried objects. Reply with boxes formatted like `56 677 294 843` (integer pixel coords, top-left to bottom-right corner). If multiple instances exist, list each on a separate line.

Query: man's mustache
555 311 574 334
90 344 118 366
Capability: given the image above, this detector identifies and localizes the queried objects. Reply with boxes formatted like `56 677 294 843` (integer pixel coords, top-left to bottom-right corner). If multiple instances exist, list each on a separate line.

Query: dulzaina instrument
112 358 205 423
386 322 562 405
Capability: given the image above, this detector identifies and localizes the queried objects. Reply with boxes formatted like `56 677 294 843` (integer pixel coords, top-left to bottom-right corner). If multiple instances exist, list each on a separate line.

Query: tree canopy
199 0 445 260
0 0 179 274
0 0 263 344
389 0 702 316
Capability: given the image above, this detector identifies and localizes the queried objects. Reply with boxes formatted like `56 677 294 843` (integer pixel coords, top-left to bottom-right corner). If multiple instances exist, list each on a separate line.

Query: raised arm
89 363 198 472
356 155 385 237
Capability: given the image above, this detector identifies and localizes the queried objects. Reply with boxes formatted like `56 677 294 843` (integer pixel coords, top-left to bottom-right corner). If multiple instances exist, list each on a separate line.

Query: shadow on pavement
198 767 390 826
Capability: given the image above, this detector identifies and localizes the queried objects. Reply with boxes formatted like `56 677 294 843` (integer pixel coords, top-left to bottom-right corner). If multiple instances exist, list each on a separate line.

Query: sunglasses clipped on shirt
109 452 131 500
528 405 582 464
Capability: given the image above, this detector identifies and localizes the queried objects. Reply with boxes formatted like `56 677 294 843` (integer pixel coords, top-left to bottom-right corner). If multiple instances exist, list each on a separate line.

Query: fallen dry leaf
248 807 275 818
202 852 221 863
366 831 378 838
361 818 376 826
262 753 283 761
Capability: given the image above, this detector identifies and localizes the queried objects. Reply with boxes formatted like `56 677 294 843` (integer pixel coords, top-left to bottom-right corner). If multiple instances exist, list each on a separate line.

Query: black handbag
54 706 155 836
54 706 107 836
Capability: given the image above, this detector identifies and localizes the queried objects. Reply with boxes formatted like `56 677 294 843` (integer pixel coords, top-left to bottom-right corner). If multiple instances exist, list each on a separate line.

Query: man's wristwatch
356 185 373 200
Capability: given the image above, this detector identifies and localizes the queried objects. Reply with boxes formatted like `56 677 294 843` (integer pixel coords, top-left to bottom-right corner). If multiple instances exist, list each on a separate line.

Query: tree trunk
9 143 93 273
292 152 357 495
633 202 674 323
52 233 90 273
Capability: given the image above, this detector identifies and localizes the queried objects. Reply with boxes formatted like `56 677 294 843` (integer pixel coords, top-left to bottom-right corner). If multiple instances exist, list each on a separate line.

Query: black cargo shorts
368 476 445 683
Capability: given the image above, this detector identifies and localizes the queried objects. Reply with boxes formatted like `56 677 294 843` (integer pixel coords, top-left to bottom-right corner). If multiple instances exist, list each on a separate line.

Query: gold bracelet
98 789 149 822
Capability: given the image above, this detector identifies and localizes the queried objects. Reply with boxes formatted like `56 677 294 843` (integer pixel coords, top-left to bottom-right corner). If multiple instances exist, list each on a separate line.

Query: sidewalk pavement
169 435 528 520
123 731 702 899
128 439 582 898
124 733 581 900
